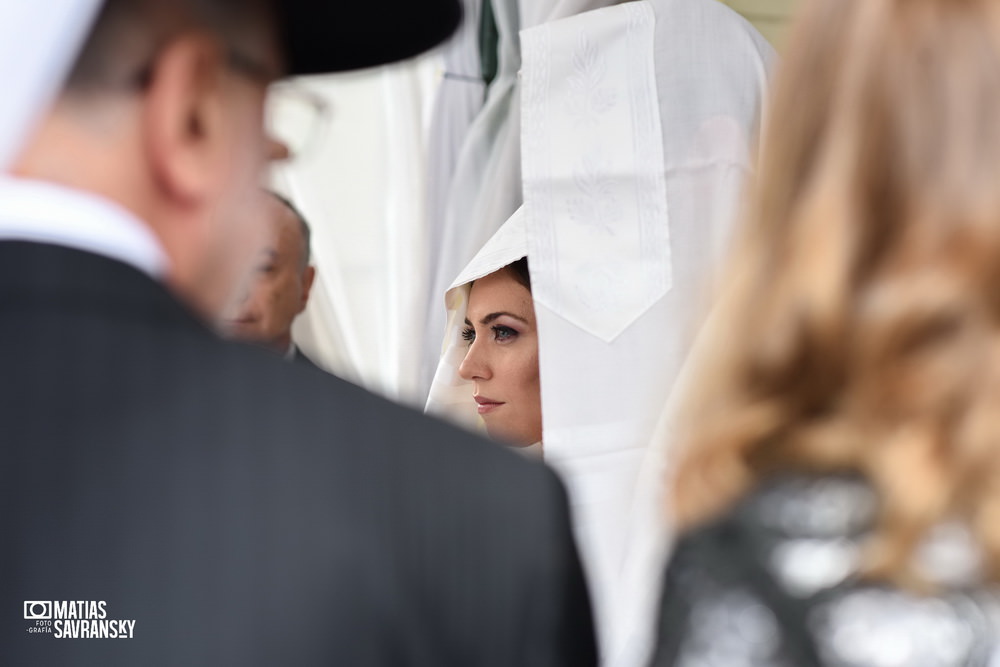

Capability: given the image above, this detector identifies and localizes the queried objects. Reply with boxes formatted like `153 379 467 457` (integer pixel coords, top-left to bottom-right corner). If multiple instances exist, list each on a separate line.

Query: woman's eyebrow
480 311 529 325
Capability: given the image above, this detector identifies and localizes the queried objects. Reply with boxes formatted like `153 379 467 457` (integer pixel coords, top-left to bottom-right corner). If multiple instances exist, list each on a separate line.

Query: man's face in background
225 195 315 351
195 13 288 318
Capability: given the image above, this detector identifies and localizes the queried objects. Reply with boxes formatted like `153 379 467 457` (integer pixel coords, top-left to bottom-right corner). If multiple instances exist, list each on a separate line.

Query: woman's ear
141 35 226 206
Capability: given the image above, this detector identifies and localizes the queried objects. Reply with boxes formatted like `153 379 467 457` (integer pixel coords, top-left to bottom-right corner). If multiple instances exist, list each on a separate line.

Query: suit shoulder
166 335 568 514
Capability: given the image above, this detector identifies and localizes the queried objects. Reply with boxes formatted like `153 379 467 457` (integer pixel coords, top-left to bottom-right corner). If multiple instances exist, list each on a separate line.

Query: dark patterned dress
650 475 1000 667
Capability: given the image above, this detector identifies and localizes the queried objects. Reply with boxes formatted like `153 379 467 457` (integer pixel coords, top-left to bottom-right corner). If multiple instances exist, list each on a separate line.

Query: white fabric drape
417 0 627 398
271 55 443 403
0 0 101 170
417 0 523 396
280 0 625 403
424 0 489 322
429 1 774 663
521 2 774 663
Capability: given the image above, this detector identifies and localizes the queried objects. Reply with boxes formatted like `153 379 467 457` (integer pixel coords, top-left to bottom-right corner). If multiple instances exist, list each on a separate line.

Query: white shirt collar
0 176 169 278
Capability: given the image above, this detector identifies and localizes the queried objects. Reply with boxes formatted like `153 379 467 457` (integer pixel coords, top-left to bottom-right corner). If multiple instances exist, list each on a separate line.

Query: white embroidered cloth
427 1 774 664
521 2 775 664
522 1 669 343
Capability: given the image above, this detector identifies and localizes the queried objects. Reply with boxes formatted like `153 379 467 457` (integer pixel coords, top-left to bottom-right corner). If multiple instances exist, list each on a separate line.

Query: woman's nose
458 340 491 381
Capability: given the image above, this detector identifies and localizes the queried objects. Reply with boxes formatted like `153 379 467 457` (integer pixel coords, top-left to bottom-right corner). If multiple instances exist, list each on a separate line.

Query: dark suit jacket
291 346 325 374
1 242 597 666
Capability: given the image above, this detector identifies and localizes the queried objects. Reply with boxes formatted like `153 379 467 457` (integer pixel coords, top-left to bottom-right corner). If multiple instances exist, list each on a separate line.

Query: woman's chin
484 424 541 449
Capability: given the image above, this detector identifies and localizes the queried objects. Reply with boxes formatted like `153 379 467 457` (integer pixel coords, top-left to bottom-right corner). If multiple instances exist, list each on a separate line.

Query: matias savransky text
24 600 136 639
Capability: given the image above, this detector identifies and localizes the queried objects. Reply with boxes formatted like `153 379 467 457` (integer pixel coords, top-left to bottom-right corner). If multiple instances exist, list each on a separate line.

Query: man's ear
141 35 226 205
299 265 316 312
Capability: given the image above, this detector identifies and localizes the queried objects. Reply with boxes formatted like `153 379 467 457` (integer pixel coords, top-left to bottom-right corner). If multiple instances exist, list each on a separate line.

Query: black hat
278 0 463 75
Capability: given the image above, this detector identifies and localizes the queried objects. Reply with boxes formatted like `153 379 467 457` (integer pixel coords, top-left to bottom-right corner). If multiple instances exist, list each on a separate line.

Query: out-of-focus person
0 1 598 665
225 191 320 369
651 0 1000 664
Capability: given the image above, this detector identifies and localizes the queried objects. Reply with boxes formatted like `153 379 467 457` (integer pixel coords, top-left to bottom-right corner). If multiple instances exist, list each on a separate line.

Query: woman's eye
461 327 476 344
492 325 517 342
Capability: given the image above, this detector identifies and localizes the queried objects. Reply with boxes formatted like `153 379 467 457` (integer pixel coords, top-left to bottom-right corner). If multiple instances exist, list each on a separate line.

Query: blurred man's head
12 0 283 320
7 0 459 322
226 193 315 353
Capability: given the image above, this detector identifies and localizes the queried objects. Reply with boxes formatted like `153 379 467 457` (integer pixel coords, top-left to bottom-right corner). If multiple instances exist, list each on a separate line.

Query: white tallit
432 1 774 664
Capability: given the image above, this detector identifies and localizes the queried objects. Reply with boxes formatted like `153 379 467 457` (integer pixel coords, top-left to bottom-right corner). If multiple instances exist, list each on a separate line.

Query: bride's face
458 266 542 446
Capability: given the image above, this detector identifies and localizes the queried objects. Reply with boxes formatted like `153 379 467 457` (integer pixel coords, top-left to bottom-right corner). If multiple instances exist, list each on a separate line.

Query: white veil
425 205 530 436
429 1 774 664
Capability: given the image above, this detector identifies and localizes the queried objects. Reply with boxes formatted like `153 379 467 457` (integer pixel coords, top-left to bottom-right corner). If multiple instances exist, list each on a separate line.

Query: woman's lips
474 395 505 415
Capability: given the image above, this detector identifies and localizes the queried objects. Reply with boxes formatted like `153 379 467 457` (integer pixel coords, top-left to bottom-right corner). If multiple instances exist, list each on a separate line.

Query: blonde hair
672 0 1000 587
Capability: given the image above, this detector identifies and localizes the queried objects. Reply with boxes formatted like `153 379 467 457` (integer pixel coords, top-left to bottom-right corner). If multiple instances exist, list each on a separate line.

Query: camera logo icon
24 601 52 620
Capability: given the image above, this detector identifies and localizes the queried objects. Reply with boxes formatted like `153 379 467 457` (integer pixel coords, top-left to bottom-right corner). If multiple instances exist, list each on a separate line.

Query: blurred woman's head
674 0 1000 584
458 259 542 447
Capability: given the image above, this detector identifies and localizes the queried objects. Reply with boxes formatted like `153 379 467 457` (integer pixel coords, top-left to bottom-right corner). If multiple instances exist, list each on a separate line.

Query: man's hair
270 192 312 270
64 0 270 92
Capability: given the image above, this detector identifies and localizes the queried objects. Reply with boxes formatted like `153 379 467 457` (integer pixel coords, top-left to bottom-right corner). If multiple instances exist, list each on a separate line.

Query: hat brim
278 0 463 75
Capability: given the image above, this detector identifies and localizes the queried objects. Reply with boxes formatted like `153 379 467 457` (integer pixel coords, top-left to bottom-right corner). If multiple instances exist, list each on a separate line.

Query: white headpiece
425 205 529 433
0 1 102 171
